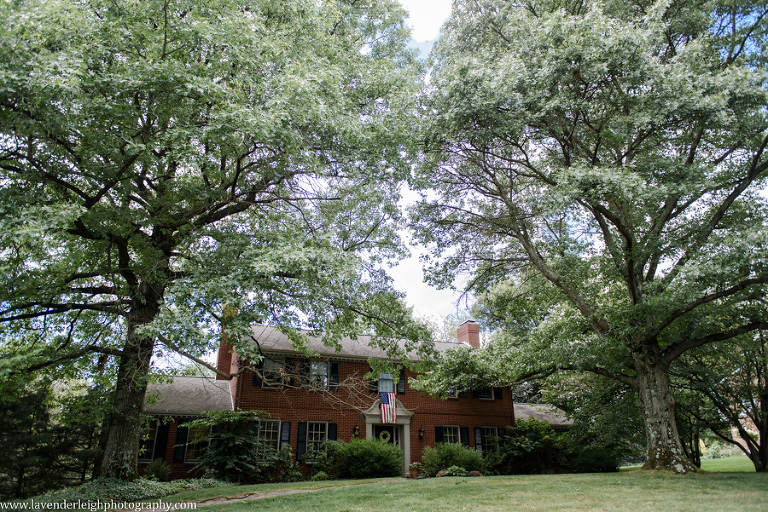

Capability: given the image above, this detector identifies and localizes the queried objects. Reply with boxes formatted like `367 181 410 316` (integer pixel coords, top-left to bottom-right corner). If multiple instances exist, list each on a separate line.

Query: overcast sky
387 1 463 323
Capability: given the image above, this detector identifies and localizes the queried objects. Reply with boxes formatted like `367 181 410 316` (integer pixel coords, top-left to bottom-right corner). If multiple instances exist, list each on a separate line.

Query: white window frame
476 388 494 400
262 358 286 389
254 419 282 460
442 425 460 444
138 421 158 462
480 426 499 453
306 361 329 389
306 421 329 458
185 426 209 463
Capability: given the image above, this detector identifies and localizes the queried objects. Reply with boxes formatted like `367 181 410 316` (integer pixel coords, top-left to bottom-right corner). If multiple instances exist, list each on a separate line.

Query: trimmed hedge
422 443 486 477
314 438 403 479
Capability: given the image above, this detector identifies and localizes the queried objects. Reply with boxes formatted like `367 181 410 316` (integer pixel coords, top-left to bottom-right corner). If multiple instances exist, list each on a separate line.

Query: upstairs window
262 358 286 388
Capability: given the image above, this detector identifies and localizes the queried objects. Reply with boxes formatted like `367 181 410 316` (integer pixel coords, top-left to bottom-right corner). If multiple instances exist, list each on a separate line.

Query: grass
156 458 767 512
700 456 755 472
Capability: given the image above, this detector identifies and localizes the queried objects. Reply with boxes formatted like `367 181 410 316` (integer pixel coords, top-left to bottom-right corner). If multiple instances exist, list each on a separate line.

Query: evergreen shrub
422 442 485 477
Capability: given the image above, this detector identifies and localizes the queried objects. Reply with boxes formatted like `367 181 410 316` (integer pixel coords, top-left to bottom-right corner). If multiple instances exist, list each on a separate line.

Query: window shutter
369 366 378 393
296 422 307 457
493 387 503 400
470 389 479 398
329 361 340 391
499 428 506 440
284 358 297 387
458 391 466 398
173 426 189 462
328 423 337 441
252 359 263 387
396 370 405 394
153 424 169 460
474 427 483 452
435 426 444 444
300 359 310 386
280 421 291 449
460 427 470 446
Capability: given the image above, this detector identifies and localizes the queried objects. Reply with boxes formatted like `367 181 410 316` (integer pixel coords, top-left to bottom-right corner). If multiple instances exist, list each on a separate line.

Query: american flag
380 392 397 424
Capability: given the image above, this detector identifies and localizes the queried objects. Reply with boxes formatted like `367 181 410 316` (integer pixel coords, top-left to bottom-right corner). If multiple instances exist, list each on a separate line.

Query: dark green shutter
435 426 444 444
153 423 169 460
493 387 503 400
280 421 291 449
458 391 466 398
173 426 189 462
396 370 405 394
369 367 379 393
296 422 307 457
460 427 469 446
499 428 506 440
328 423 337 441
474 427 483 451
329 361 339 391
252 359 263 387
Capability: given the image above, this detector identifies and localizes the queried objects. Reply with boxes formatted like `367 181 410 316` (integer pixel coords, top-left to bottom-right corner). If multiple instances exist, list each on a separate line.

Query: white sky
400 0 453 42
388 1 461 323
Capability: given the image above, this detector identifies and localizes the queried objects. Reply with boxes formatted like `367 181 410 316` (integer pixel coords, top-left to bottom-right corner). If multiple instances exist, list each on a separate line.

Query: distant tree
411 0 768 472
0 0 426 480
672 333 768 471
0 377 103 498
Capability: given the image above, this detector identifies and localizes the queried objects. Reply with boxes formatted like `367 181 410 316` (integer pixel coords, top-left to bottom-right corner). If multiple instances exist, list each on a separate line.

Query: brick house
140 320 517 479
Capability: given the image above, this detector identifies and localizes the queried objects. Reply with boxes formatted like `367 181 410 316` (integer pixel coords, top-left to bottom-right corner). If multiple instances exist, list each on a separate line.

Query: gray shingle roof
514 403 574 430
143 376 233 415
250 324 466 361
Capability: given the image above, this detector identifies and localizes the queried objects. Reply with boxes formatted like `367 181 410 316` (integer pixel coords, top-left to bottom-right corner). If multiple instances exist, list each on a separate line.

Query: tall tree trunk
99 302 160 480
632 347 697 472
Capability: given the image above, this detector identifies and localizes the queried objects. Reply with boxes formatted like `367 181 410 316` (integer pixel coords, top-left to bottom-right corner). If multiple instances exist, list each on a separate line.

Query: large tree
411 0 768 471
0 0 425 479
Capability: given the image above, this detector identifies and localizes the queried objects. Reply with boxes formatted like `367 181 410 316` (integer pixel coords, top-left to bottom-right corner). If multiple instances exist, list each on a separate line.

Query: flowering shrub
435 465 468 477
468 471 484 477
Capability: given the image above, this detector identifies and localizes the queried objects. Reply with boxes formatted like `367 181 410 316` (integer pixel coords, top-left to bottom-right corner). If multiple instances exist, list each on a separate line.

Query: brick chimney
215 340 233 380
456 320 481 348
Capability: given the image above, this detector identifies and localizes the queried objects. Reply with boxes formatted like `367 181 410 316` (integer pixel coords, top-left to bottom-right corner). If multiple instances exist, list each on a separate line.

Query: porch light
418 427 425 440
353 425 359 437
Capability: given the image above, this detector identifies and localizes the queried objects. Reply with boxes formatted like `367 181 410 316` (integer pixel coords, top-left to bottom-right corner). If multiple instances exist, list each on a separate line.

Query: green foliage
310 471 330 481
422 443 485 477
143 459 171 482
567 447 621 474
0 0 425 478
436 465 469 477
411 0 768 471
486 419 562 475
0 377 104 499
185 410 303 484
19 477 223 506
314 438 403 479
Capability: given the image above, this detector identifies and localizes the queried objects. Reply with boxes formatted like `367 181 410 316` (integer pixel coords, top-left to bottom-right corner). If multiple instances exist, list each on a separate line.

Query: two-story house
140 320 517 479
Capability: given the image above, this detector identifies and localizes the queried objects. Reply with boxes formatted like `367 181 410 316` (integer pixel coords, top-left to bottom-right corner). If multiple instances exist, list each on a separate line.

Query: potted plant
409 461 424 479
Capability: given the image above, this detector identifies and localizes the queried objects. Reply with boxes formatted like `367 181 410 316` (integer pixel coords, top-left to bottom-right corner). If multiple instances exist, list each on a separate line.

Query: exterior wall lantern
418 427 425 440
353 425 359 437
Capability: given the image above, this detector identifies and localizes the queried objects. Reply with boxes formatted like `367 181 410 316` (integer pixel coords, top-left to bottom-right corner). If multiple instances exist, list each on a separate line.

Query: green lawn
160 460 767 512
700 455 755 472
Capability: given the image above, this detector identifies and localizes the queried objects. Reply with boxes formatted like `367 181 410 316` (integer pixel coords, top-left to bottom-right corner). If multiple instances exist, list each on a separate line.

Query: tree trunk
633 348 697 472
99 303 160 480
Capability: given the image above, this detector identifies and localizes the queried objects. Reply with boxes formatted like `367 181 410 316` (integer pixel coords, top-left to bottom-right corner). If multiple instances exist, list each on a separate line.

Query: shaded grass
168 468 767 512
